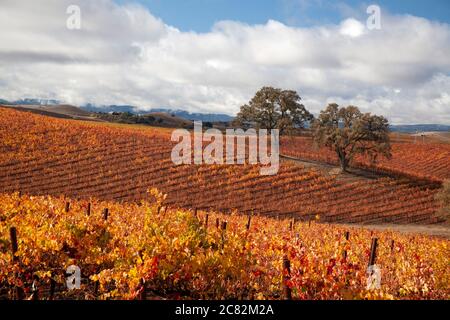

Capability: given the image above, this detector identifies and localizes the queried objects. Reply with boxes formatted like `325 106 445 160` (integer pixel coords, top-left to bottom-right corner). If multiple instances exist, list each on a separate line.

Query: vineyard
0 107 446 224
0 191 448 300
280 136 450 183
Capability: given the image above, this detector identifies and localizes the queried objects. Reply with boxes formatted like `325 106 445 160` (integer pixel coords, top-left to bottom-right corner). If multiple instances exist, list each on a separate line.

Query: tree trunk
337 150 349 172
340 159 348 172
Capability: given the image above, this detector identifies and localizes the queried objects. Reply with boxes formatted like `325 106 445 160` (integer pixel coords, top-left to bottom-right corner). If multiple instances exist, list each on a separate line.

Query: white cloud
339 18 365 37
0 0 449 124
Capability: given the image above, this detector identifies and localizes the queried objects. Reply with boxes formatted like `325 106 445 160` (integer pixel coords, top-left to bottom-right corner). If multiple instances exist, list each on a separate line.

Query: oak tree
313 103 391 172
234 87 313 134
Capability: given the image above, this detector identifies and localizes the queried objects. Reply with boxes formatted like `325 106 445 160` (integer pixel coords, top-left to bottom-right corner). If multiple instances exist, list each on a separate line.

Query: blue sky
115 0 450 32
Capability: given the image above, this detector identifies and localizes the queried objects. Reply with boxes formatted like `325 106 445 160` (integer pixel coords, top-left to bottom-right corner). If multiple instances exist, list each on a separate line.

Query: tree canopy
234 86 313 134
312 103 391 172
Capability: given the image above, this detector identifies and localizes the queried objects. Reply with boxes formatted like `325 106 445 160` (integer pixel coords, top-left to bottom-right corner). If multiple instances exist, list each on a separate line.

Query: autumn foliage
0 191 448 300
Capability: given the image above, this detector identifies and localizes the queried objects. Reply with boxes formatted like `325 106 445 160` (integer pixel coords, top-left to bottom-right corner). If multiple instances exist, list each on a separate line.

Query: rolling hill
0 107 446 224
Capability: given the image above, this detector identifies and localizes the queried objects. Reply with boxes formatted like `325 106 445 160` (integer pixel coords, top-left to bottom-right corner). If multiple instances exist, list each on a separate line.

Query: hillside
0 107 446 225
1 104 194 129
1 104 99 121
93 111 193 128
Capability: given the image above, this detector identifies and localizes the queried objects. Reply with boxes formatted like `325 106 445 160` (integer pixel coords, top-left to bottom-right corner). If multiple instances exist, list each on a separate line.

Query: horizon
3 99 450 127
0 0 449 124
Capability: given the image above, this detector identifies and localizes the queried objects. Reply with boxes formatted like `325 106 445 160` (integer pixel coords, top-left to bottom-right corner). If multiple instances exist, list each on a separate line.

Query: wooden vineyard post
194 208 198 220
216 218 220 229
204 213 209 228
289 218 295 232
49 274 56 300
10 227 18 262
65 202 70 213
10 227 24 300
368 238 378 266
221 221 227 231
137 278 146 300
220 221 227 250
308 219 311 227
246 215 251 231
343 231 350 261
282 255 292 300
30 276 39 300
390 240 395 253
103 208 109 220
94 279 99 297
86 202 91 216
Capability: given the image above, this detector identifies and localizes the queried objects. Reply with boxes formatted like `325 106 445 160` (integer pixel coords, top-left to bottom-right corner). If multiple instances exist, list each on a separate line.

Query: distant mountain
82 103 138 114
4 98 61 105
80 104 234 122
389 124 450 133
150 109 234 122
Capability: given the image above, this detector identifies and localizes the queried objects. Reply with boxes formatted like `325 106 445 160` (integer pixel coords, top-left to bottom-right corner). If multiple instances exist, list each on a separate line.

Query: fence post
103 208 109 220
65 202 70 213
30 276 39 300
390 240 395 253
282 256 292 300
86 202 91 216
246 215 251 231
368 238 378 266
216 218 220 229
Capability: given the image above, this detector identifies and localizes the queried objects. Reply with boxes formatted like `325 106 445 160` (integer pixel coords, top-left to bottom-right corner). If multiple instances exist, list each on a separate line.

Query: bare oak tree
313 103 391 172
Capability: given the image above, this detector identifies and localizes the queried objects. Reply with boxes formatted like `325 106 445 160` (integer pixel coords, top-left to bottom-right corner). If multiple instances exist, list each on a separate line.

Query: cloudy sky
0 0 449 124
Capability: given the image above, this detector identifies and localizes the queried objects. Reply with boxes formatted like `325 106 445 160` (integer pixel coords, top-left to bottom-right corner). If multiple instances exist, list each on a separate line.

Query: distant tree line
96 112 161 125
